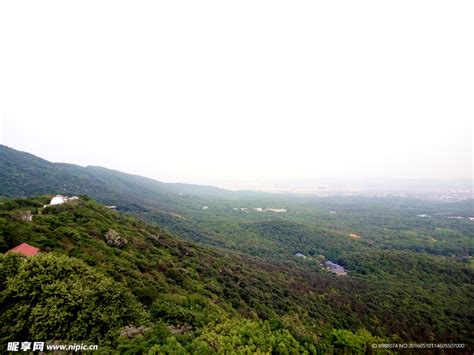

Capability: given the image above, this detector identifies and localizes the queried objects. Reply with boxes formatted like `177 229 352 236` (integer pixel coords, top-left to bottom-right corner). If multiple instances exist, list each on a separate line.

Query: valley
0 145 473 353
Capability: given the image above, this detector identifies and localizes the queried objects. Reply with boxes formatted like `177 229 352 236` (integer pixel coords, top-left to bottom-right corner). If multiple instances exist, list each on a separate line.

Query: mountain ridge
0 144 238 212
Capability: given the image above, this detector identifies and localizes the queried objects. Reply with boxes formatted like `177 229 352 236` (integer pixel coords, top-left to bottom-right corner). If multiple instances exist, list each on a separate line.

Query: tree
0 253 146 347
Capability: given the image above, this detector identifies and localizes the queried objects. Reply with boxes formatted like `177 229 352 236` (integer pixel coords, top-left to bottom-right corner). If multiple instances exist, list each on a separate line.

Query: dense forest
1 196 392 353
0 145 473 353
0 196 472 353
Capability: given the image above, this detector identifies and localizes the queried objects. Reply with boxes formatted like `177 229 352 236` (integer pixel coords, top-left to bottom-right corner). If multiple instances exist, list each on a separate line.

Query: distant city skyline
1 1 472 184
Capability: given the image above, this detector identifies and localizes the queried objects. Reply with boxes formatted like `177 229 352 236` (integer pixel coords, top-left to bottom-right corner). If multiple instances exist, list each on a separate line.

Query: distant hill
0 145 234 212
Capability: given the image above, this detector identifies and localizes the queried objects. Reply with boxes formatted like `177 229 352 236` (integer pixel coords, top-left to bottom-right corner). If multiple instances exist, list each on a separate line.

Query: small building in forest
6 242 40 257
323 260 347 276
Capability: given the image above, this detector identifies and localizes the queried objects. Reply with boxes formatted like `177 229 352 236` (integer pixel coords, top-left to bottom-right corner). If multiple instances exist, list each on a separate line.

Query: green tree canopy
0 252 146 346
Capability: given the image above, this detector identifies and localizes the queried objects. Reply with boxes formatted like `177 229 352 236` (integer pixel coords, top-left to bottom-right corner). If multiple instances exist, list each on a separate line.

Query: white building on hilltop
44 195 79 208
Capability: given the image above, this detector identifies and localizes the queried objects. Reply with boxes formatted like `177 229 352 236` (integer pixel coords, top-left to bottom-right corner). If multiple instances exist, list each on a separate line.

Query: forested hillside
1 145 473 353
1 196 387 353
0 144 233 213
1 196 472 353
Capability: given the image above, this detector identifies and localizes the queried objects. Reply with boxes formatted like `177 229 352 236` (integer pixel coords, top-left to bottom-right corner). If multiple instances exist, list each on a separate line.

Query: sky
0 1 472 186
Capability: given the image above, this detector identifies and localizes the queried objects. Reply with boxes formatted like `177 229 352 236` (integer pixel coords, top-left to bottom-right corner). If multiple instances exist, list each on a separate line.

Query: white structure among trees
44 195 79 208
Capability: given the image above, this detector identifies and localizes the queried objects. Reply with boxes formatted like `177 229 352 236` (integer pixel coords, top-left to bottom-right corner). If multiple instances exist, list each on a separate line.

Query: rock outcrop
104 229 128 248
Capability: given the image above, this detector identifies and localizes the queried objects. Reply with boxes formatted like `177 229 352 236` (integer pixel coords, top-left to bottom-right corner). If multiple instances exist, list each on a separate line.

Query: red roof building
6 242 40 257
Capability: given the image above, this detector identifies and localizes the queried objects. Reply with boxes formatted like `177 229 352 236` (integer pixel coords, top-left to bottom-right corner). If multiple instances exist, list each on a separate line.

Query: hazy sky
1 1 472 185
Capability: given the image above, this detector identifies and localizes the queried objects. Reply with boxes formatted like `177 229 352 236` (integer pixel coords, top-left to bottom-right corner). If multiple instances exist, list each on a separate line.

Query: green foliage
149 337 187 355
0 192 472 351
0 144 228 212
330 329 387 354
0 252 146 346
151 293 224 328
190 318 304 354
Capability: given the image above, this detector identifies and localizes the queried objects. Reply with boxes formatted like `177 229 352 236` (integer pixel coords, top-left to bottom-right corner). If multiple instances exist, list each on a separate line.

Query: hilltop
0 144 236 213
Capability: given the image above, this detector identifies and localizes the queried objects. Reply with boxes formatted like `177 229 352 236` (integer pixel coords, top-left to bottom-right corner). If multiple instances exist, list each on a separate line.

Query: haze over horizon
1 1 472 186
